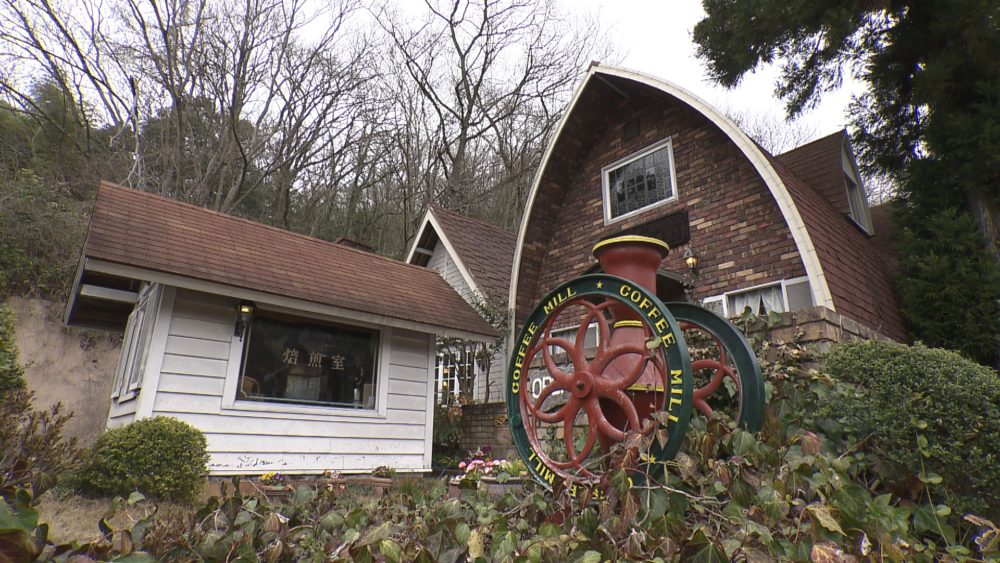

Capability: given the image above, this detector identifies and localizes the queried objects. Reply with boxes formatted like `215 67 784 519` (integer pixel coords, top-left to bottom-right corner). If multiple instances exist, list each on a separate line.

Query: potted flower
449 448 529 497
258 471 293 499
368 465 395 495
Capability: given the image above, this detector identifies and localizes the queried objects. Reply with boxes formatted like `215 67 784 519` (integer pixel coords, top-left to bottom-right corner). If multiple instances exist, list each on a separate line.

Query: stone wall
748 305 894 355
5 297 120 445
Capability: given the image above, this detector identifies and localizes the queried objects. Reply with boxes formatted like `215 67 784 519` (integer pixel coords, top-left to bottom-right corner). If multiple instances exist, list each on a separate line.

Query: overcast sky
378 0 863 144
572 0 863 142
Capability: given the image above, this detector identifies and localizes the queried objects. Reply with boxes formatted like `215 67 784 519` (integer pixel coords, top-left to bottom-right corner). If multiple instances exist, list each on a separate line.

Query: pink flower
458 461 467 469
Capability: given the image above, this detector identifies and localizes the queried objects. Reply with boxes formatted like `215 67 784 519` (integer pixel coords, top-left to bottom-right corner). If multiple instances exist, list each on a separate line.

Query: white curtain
730 285 785 315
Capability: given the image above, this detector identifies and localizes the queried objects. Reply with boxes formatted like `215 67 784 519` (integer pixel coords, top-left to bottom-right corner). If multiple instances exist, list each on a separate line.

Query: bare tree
377 0 610 217
1 0 377 215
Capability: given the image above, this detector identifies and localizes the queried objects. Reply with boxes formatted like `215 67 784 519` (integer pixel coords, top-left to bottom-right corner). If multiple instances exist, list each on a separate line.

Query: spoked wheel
665 302 765 432
507 275 692 491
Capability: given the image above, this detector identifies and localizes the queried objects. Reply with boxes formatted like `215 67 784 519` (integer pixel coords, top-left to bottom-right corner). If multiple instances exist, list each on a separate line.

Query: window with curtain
728 285 785 316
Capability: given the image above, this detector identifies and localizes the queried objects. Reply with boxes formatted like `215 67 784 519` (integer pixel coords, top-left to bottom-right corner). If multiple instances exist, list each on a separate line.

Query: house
405 205 516 402
510 64 906 344
64 182 496 475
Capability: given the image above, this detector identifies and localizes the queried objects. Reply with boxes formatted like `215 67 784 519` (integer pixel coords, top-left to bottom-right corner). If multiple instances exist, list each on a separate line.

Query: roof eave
76 257 498 341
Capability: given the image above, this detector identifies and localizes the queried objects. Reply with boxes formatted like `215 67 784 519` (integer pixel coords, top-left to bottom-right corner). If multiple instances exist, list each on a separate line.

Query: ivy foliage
75 417 209 503
826 340 1000 518
4 338 1000 561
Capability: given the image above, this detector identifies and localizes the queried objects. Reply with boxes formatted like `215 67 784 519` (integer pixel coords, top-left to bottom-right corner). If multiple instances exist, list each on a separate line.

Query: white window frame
111 283 160 401
703 277 809 317
222 305 391 419
549 322 600 354
602 137 679 224
842 147 874 235
844 174 873 235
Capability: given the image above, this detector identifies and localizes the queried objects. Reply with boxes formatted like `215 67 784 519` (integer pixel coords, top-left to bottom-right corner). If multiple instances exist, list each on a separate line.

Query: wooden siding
427 243 475 303
150 289 434 475
107 398 137 428
473 342 506 402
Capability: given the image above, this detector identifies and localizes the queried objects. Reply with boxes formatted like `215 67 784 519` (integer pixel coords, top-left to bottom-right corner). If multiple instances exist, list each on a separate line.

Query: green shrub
1 389 81 502
826 340 1000 516
0 310 79 502
77 417 208 503
0 306 26 396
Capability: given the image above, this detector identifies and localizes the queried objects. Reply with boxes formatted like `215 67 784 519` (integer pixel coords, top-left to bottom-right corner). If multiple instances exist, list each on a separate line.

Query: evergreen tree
895 206 1000 365
693 0 1000 365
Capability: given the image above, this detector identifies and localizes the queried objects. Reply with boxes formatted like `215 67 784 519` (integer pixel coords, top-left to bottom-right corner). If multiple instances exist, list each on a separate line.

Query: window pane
608 145 674 218
240 314 379 409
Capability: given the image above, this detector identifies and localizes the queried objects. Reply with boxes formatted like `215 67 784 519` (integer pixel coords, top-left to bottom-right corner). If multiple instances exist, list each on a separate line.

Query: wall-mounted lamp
682 247 700 302
235 301 254 338
682 247 699 274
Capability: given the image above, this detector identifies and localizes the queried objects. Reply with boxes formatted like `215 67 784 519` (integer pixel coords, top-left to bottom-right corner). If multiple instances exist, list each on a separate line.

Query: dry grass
35 492 195 545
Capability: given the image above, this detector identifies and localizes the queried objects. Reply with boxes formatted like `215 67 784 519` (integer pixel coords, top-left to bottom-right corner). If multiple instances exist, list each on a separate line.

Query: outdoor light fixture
682 247 700 302
683 247 699 274
235 301 255 338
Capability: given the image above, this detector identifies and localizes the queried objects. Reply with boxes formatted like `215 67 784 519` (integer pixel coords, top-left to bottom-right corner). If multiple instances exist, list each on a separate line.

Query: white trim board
82 258 493 342
406 208 484 302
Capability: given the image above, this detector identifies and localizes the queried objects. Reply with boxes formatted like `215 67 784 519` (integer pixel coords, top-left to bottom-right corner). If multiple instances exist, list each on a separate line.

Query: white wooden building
65 182 496 475
405 206 516 403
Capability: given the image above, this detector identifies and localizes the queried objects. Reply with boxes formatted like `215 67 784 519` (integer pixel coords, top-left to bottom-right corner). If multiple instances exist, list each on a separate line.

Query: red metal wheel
518 296 669 480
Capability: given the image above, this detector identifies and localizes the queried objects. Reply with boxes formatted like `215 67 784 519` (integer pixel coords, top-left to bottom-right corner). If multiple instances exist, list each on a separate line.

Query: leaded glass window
604 139 677 221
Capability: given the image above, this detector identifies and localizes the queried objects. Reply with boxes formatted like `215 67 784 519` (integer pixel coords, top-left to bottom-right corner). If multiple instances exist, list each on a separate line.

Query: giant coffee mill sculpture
506 235 765 494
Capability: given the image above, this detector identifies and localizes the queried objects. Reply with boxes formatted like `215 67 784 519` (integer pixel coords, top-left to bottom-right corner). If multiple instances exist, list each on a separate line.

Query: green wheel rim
665 302 766 432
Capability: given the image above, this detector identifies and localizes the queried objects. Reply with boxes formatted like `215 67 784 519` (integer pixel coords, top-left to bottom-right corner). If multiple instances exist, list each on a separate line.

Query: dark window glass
238 313 378 409
608 144 674 218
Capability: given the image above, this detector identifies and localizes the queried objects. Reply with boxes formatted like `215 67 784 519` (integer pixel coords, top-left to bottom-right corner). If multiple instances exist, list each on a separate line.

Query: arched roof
509 65 835 317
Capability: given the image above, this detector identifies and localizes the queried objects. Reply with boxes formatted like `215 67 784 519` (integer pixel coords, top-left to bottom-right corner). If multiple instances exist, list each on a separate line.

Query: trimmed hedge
826 340 1000 517
76 417 208 503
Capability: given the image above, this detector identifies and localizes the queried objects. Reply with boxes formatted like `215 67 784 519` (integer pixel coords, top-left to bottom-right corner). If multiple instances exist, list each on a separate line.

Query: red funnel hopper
592 235 670 451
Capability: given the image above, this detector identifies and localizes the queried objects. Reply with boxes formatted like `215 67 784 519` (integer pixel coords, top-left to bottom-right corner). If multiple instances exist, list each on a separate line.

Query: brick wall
458 402 517 461
516 78 806 327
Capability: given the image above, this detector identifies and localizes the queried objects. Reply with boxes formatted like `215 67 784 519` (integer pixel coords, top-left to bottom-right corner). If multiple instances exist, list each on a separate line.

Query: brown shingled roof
776 131 850 215
764 157 907 341
428 205 517 302
77 182 497 338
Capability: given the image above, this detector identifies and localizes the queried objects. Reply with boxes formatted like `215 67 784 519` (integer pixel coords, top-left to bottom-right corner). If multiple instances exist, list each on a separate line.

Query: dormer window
603 138 678 223
842 146 873 234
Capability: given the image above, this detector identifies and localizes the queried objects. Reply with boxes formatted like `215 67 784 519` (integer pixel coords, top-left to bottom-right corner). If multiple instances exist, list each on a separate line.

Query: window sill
224 398 385 419
114 391 139 404
604 195 678 226
843 213 873 237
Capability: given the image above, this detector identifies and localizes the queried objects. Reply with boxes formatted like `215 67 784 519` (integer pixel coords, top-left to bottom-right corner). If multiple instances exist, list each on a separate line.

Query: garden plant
1 324 999 561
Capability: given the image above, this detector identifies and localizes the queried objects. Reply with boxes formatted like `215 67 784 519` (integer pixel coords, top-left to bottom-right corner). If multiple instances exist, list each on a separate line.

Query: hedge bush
0 306 27 396
76 416 208 503
826 340 1000 517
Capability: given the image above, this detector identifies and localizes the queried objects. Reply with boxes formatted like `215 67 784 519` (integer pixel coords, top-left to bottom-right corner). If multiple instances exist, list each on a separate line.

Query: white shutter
785 278 813 311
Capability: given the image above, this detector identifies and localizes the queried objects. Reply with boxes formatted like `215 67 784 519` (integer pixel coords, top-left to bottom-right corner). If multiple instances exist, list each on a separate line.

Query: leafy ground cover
4 338 1000 561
